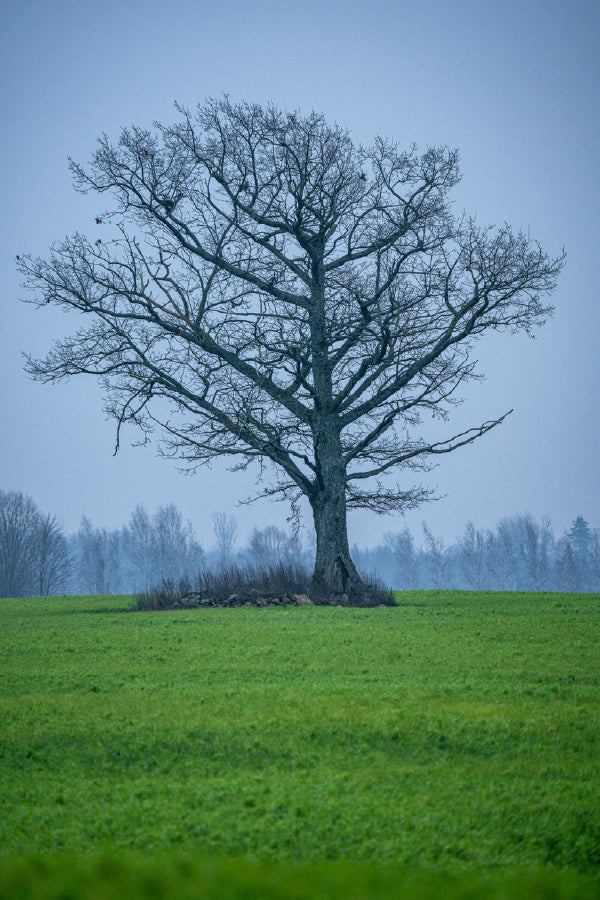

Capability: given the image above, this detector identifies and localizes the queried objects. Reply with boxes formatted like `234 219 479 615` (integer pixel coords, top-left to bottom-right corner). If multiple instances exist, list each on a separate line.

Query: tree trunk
307 246 369 603
310 427 368 602
311 494 367 602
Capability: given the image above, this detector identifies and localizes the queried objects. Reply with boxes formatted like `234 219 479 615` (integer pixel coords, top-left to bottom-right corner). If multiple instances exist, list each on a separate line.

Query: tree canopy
19 98 564 599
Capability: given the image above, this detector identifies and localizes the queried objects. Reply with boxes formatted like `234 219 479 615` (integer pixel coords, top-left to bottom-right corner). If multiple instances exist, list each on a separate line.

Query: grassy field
0 591 599 898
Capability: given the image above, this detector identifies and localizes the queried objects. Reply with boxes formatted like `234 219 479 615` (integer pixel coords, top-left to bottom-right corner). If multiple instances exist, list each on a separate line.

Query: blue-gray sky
1 0 599 548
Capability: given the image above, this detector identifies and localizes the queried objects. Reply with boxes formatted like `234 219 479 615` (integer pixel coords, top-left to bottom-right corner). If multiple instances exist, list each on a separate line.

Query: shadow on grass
0 854 598 899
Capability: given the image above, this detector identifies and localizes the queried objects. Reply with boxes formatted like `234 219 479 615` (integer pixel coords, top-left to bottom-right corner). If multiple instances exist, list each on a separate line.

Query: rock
177 593 204 607
293 593 313 606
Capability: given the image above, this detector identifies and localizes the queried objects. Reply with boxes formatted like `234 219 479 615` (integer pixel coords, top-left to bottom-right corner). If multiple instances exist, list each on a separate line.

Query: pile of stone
171 590 316 609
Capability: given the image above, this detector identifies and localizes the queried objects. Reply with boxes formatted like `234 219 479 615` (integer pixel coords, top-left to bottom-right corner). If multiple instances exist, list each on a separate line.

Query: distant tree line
355 514 600 593
1 489 598 596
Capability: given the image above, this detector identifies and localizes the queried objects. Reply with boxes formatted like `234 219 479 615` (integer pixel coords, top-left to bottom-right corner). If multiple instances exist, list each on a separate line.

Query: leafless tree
19 98 564 600
384 527 417 589
0 491 70 597
153 503 203 580
520 513 553 590
120 503 204 589
247 524 299 568
77 516 121 595
422 522 448 589
124 504 154 592
34 512 71 596
212 512 238 562
459 521 486 589
491 518 518 589
0 490 39 597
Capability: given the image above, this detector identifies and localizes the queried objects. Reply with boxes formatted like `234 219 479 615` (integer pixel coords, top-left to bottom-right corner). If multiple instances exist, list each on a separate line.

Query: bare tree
0 490 39 597
519 513 554 591
153 503 203 580
247 524 299 568
123 503 204 588
459 521 486 589
212 512 238 563
384 527 417 589
124 504 154 591
19 98 564 600
34 512 71 596
422 523 448 589
0 491 70 597
491 518 518 589
77 517 121 595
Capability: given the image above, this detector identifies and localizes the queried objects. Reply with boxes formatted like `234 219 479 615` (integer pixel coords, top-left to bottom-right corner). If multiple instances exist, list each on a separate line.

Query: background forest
1 489 598 598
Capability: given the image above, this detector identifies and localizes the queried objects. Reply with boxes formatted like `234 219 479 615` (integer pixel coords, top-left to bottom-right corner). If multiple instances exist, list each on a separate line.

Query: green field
1 591 599 898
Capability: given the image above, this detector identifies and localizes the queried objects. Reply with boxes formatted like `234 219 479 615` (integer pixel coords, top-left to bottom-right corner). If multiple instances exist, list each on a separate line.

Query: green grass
1 591 599 897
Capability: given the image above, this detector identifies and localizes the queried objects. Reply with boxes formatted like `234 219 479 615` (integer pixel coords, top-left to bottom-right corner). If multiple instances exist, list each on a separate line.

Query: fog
1 488 597 596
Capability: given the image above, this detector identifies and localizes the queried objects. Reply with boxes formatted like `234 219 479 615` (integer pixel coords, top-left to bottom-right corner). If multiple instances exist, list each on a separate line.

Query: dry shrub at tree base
135 562 395 610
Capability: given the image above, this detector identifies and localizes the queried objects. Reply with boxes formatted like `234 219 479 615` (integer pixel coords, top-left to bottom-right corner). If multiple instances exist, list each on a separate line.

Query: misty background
1 0 599 560
1 488 598 597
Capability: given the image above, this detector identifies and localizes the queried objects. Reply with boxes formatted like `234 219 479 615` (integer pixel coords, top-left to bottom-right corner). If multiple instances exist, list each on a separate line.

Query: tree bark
311 494 366 602
310 423 367 601
306 243 369 602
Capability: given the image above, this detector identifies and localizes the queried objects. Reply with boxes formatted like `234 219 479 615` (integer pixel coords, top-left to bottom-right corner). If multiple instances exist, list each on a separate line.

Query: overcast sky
1 0 598 549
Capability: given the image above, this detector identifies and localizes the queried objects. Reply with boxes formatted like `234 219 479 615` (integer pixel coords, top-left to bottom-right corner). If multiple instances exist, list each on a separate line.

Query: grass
0 590 599 897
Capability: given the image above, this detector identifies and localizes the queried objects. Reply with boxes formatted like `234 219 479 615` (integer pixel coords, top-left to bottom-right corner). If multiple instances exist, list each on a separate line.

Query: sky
1 0 599 550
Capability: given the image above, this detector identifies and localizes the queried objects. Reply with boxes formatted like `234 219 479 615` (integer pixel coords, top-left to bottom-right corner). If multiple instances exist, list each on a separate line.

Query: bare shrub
135 561 395 610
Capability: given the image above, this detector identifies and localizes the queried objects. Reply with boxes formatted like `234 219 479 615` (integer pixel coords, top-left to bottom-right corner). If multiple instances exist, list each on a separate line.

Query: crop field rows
0 591 599 898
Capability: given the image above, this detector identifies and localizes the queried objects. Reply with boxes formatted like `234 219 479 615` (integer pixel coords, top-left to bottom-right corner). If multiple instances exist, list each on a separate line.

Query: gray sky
1 0 599 548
